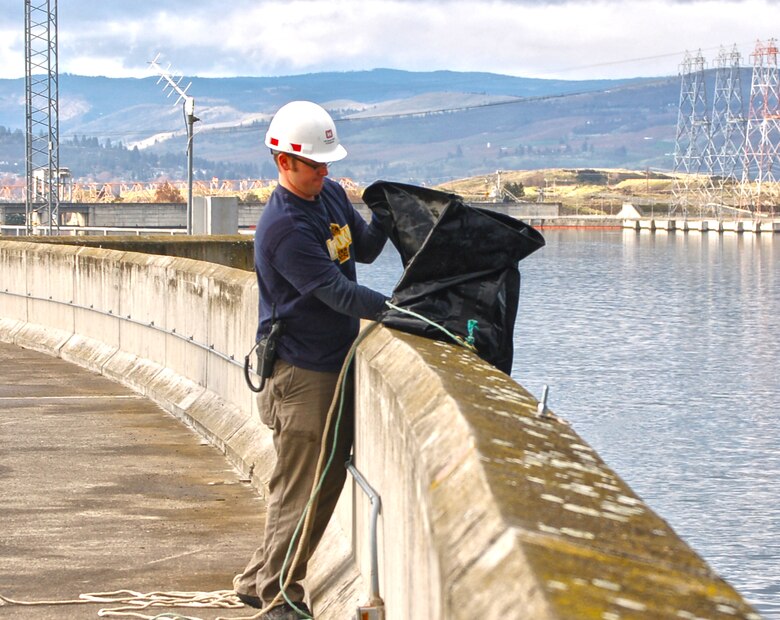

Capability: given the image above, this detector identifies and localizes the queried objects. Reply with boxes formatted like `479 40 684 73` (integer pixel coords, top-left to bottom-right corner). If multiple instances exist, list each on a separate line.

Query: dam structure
2 199 779 239
0 236 762 619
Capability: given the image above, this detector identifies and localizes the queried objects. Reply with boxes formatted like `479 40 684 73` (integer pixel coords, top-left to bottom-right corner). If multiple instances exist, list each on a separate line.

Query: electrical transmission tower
24 0 60 234
672 50 712 216
710 45 746 210
741 39 780 214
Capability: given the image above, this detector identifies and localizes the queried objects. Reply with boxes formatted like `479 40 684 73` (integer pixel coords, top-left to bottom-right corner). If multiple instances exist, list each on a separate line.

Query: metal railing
346 458 385 617
0 225 186 237
0 289 245 370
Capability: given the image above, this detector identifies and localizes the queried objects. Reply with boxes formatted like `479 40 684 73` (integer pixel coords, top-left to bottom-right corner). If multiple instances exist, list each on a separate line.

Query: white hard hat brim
312 143 347 164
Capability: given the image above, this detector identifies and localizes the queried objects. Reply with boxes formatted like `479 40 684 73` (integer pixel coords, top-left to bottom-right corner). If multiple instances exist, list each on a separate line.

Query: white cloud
1 0 779 80
0 26 24 79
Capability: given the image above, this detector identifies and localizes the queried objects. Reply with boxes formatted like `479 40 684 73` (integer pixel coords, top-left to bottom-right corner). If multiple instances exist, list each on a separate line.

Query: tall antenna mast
149 53 199 234
24 0 60 235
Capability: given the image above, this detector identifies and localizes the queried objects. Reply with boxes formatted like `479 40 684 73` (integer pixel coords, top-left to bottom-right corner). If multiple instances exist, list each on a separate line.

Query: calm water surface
359 228 779 618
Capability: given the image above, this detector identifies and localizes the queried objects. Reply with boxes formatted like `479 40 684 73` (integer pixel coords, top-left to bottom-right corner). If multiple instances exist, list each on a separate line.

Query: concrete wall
0 201 560 231
0 202 263 229
15 235 255 271
470 201 561 218
0 240 760 620
192 197 240 235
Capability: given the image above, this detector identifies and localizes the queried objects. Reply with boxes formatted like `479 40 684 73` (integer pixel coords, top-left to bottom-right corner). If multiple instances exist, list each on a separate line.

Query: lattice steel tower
24 0 60 234
741 39 780 214
672 50 712 216
710 45 746 210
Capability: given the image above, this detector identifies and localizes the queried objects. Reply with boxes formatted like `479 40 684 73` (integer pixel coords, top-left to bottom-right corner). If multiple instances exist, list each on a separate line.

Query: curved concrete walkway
0 341 264 619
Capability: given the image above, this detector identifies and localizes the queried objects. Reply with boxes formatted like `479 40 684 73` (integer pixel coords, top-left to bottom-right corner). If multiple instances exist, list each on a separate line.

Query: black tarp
363 181 545 374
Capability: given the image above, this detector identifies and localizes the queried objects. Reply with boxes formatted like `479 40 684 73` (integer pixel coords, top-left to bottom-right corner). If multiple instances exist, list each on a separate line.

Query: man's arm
312 274 388 319
351 213 388 264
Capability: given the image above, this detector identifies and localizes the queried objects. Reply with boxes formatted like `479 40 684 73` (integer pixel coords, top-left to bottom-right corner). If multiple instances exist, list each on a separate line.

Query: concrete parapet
353 327 760 619
0 239 761 620
9 234 255 271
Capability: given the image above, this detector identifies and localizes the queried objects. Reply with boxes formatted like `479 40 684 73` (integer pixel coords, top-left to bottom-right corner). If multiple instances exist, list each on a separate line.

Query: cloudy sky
1 0 778 81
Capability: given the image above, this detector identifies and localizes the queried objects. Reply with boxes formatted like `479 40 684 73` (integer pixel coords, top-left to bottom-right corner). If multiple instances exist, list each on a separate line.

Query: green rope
276 302 479 618
278 323 380 619
466 319 479 347
384 300 478 352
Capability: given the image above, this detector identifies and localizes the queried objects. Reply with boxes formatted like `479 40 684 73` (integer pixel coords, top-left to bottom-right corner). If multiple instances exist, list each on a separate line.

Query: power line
542 42 756 76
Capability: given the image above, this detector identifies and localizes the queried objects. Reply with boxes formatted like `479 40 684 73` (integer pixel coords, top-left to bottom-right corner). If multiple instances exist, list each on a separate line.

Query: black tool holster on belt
244 317 283 393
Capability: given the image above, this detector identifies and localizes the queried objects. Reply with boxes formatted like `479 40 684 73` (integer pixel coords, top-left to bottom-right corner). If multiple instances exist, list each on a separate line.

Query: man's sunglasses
288 153 331 171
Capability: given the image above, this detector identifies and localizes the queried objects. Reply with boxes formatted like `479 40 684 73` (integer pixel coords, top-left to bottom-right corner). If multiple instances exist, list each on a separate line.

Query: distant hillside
0 68 707 185
438 167 678 214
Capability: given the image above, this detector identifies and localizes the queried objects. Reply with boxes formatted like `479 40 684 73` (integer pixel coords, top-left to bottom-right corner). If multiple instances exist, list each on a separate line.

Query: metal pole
47 1 53 236
346 458 383 605
184 97 199 235
186 106 194 235
24 0 31 234
49 0 60 236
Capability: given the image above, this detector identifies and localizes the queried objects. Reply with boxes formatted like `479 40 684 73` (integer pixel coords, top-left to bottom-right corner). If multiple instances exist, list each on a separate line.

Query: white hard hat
265 100 347 163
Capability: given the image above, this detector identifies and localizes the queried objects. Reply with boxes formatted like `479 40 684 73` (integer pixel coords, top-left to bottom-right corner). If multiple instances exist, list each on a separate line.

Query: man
233 100 389 620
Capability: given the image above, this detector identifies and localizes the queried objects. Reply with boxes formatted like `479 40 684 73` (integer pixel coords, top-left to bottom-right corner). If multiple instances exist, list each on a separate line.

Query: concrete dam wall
0 239 760 619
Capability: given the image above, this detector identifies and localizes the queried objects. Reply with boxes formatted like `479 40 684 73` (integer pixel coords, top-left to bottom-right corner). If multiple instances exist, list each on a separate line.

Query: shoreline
527 215 780 232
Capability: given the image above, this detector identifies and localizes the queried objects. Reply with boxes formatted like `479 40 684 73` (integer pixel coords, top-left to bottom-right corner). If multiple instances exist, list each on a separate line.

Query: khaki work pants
235 359 354 607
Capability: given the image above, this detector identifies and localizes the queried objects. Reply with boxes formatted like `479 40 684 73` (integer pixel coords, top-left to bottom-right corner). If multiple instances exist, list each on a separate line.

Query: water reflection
359 230 779 617
515 229 779 618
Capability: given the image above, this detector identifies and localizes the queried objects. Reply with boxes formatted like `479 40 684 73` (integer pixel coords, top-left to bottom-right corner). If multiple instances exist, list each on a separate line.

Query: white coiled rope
0 589 241 619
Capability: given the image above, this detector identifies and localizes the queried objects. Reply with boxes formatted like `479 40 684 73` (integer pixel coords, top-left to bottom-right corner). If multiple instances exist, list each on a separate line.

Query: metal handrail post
346 457 383 605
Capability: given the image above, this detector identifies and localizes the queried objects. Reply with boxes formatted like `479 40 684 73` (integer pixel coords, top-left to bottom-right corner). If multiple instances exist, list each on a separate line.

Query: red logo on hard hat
325 130 333 140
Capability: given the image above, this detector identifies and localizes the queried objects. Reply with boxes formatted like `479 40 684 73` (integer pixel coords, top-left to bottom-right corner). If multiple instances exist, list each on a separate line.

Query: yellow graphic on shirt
326 223 352 264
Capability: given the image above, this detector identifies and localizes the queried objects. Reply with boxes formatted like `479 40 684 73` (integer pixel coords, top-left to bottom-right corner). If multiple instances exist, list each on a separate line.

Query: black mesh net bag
363 181 545 374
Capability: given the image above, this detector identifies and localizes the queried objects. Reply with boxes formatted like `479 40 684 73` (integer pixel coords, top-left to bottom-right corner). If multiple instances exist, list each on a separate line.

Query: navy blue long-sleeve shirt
254 179 388 372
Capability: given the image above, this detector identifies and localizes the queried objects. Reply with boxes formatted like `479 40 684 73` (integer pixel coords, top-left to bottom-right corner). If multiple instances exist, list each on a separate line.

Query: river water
358 228 779 618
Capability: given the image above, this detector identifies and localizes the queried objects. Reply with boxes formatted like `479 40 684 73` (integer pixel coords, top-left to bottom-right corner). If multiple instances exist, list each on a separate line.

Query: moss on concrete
379 329 761 619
